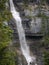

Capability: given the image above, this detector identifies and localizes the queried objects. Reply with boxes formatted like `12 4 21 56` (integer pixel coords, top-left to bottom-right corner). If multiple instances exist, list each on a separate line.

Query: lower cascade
9 0 37 65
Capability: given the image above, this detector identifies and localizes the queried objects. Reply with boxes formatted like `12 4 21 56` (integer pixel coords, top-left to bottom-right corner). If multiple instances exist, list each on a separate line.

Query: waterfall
9 0 37 65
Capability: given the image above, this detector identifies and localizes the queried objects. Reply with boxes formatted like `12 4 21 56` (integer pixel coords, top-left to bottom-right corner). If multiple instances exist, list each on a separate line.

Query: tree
0 0 16 65
43 51 49 65
0 0 12 48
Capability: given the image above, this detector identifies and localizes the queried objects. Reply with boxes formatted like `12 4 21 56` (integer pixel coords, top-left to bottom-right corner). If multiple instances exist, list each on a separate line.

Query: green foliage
37 1 49 65
0 0 12 49
0 22 12 51
0 0 12 21
23 0 28 4
0 0 12 39
43 51 49 65
0 0 16 65
0 48 16 65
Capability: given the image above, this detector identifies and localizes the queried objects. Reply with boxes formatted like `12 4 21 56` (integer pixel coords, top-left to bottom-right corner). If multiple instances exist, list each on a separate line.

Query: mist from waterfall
9 0 37 65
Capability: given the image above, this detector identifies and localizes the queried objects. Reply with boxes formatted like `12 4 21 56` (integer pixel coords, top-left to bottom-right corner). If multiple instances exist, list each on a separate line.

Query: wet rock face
30 0 37 3
13 0 49 5
13 0 39 4
47 0 49 4
29 62 37 65
13 0 22 3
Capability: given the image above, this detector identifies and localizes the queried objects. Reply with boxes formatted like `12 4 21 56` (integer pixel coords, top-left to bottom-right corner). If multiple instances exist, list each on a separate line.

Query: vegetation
0 0 16 65
37 1 49 65
0 0 49 65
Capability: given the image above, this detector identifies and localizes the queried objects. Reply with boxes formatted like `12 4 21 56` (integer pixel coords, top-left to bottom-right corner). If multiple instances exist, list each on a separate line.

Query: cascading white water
9 0 37 65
